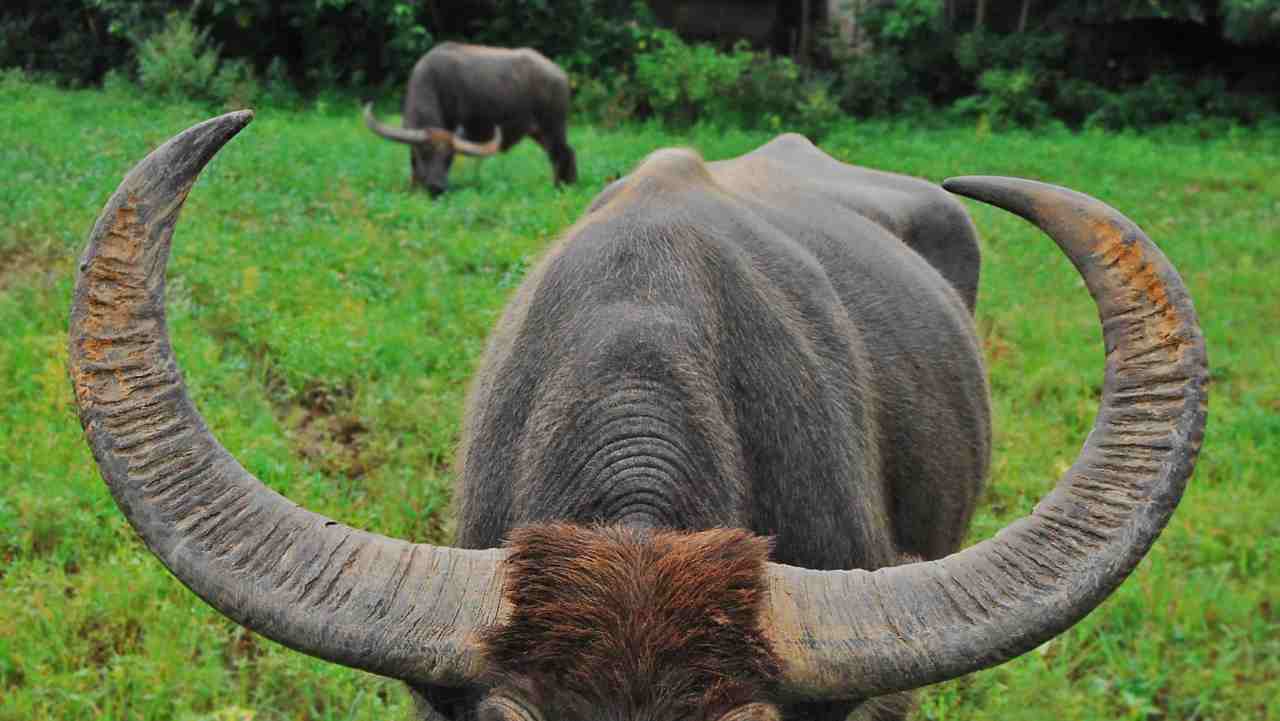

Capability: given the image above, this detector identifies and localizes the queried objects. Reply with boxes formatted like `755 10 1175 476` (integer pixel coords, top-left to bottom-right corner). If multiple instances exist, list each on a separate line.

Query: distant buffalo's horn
452 127 502 157
69 111 508 687
767 176 1208 699
364 102 435 145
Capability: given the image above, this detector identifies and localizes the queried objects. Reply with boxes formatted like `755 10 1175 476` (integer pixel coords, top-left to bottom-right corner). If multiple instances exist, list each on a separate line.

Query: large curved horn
452 127 502 157
766 177 1208 699
364 102 434 145
69 111 508 686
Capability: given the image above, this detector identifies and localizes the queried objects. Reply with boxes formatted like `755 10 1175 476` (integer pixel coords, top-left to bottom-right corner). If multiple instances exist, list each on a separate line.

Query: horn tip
195 108 254 141
114 110 252 195
942 175 1041 203
941 175 978 191
204 109 254 146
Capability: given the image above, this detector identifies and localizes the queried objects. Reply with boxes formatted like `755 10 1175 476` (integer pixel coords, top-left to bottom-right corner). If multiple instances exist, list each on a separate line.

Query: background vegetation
1 70 1277 720
3 0 1278 134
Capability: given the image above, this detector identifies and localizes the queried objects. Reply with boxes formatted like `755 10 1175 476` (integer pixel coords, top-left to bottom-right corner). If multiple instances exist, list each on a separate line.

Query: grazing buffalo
70 112 1207 721
364 42 577 195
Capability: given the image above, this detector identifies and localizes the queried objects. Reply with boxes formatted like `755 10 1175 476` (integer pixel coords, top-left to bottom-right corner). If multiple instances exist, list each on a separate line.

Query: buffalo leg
536 120 577 186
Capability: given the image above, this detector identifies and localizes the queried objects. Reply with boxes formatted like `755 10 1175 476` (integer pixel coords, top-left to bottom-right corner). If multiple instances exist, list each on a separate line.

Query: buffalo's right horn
364 102 435 145
69 111 509 687
452 127 502 157
767 177 1208 700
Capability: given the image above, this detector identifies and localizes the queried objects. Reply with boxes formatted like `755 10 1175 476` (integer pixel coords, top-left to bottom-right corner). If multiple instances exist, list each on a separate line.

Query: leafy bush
951 67 1050 129
870 0 945 42
953 31 1067 76
136 12 258 109
628 29 842 139
791 81 844 140
1052 78 1112 126
1084 73 1278 129
633 31 754 125
136 12 218 100
833 47 916 117
472 0 655 78
1097 74 1200 127
260 57 303 108
571 73 640 129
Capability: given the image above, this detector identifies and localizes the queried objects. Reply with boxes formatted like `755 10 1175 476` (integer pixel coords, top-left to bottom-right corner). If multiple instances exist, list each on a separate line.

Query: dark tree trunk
799 0 811 65
1018 0 1033 33
425 0 444 32
975 0 987 30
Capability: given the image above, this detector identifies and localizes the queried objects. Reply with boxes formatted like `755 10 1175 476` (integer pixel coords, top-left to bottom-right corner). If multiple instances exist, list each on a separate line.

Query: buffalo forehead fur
486 525 779 721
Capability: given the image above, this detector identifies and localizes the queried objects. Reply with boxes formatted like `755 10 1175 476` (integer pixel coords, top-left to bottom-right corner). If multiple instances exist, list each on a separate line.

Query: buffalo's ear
476 690 544 721
715 702 781 721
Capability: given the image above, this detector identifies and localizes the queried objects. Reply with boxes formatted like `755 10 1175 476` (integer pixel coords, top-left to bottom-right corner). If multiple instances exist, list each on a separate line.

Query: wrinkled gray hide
459 134 987 564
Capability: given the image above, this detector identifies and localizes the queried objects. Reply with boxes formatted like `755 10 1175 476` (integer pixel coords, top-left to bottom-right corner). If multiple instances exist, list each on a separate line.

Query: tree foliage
840 0 1278 127
1 0 1275 129
1222 0 1280 44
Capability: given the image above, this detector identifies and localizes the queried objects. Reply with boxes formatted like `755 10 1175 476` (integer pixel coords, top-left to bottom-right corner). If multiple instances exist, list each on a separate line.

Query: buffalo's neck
520 374 740 530
516 304 744 530
456 301 747 545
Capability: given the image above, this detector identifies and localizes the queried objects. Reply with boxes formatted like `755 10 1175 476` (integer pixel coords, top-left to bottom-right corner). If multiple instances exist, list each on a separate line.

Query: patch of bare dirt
978 317 1015 364
79 616 144 666
258 366 380 481
285 382 375 479
1 666 24 690
223 627 262 669
0 242 65 292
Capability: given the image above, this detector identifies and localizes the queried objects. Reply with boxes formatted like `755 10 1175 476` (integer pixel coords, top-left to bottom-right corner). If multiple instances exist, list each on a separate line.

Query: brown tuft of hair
484 524 781 721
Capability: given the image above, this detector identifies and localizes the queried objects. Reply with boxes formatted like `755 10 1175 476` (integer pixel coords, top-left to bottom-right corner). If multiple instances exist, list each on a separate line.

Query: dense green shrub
633 31 754 125
569 74 639 129
952 31 1067 77
626 29 841 139
1051 78 1113 125
135 12 258 109
135 12 219 100
1083 73 1278 129
951 67 1051 129
833 47 916 116
790 81 843 140
469 0 655 77
830 0 1277 128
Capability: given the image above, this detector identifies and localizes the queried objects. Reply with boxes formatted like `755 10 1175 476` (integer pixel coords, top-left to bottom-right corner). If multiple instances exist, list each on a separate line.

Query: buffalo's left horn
363 102 433 145
452 127 502 157
69 111 508 686
766 177 1207 699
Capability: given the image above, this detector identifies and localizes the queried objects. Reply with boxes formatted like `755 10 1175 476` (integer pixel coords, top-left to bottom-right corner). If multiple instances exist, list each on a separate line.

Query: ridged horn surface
766 176 1207 699
69 111 508 686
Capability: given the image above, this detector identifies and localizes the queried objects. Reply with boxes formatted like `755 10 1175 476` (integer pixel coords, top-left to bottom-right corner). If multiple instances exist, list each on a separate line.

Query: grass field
1 71 1276 720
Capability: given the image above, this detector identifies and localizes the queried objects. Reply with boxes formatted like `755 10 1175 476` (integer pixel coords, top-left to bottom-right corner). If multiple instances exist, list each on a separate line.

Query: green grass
1 71 1276 720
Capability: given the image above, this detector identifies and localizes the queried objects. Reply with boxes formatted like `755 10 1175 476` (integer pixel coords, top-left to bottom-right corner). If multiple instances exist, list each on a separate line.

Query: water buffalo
70 112 1207 721
364 42 577 195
